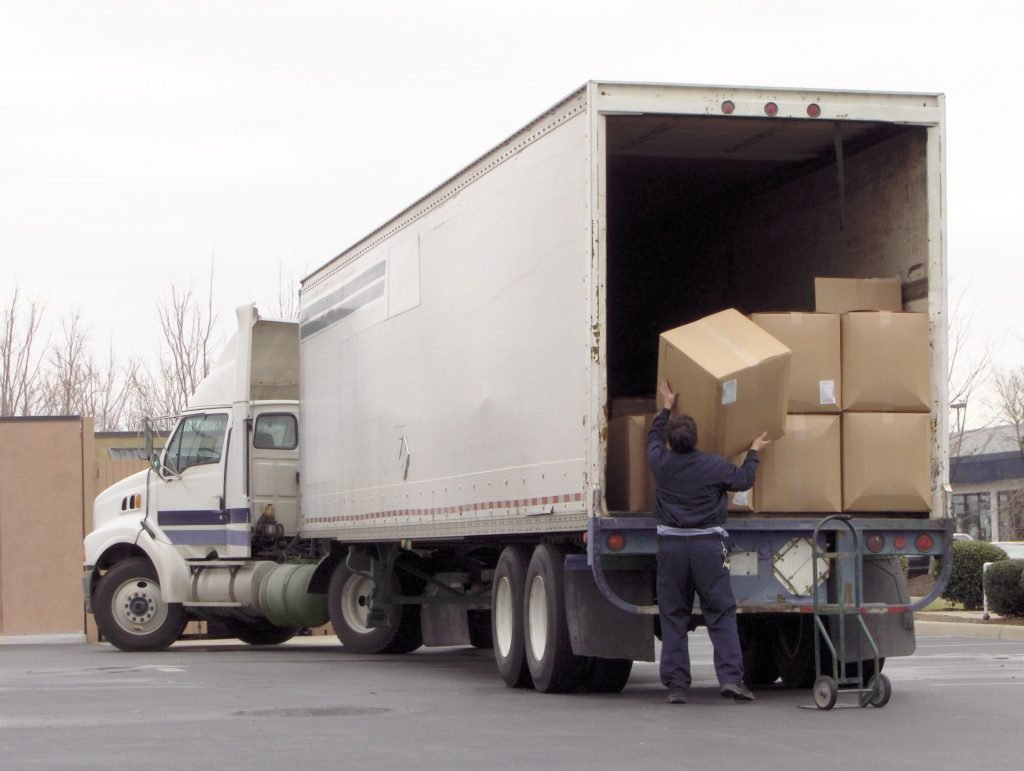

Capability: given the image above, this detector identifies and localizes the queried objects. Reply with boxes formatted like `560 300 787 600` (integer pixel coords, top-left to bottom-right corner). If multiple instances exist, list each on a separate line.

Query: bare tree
0 287 47 416
39 309 90 416
267 261 300 321
133 279 220 418
947 288 995 441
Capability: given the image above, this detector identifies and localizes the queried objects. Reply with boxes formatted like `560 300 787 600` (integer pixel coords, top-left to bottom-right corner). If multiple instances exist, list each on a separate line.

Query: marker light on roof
807 103 822 118
764 101 779 117
721 100 736 115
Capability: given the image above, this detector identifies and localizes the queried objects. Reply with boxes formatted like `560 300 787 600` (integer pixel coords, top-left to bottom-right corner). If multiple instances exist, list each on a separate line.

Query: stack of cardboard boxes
751 276 931 513
605 278 931 515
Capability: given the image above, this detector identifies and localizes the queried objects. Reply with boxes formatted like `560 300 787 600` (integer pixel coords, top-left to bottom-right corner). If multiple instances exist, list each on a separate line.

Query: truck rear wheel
327 564 421 654
492 546 533 687
93 557 187 652
523 544 590 693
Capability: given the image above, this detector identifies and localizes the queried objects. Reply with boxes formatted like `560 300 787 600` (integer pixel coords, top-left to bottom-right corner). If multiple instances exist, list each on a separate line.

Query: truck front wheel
93 557 187 652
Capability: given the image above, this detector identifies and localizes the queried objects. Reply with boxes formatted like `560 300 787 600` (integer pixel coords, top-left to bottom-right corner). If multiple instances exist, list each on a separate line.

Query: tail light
865 533 885 553
606 533 626 552
916 533 935 553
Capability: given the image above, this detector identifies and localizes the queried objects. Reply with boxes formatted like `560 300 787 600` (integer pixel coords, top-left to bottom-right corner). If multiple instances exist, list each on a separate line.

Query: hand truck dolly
804 515 892 710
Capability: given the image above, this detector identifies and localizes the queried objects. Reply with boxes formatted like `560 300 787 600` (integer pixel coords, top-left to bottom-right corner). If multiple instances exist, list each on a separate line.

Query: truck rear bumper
574 515 954 615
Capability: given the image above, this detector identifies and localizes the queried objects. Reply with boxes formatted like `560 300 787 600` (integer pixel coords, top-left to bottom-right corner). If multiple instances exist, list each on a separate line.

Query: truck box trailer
84 81 952 694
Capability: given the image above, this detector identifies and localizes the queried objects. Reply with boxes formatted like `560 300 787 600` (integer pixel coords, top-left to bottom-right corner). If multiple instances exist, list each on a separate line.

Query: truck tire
93 557 187 652
222 617 300 646
327 563 421 654
492 546 533 688
523 544 590 693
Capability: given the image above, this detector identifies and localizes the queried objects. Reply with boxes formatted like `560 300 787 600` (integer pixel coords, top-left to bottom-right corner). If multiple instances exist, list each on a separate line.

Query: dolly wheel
812 675 838 710
868 674 892 708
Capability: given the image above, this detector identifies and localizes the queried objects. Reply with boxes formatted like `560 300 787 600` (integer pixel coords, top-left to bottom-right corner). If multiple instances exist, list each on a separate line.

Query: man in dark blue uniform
648 379 770 704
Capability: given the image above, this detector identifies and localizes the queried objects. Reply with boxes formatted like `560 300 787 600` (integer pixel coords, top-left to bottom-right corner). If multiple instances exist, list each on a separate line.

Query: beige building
0 420 160 640
0 417 95 639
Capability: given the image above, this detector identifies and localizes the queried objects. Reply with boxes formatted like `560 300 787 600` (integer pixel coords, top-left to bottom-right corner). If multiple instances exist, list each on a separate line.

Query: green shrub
941 541 1008 610
984 559 1024 617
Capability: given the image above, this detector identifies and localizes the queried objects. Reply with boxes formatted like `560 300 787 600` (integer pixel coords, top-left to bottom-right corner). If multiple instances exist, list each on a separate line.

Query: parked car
990 541 1024 559
907 533 973 579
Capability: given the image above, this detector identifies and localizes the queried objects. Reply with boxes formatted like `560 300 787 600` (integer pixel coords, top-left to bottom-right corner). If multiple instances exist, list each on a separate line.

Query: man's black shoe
667 687 687 704
720 682 755 701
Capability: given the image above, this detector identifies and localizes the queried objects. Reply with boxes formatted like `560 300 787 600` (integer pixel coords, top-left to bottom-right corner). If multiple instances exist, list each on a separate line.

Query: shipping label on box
841 311 930 412
751 312 841 414
657 309 791 459
815 277 902 313
843 412 931 513
754 414 841 513
606 414 655 513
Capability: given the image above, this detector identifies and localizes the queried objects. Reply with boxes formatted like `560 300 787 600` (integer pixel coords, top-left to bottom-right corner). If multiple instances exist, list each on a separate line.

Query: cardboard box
815 277 902 313
606 414 655 512
657 309 791 459
751 312 841 413
841 312 930 412
754 415 841 513
843 412 930 512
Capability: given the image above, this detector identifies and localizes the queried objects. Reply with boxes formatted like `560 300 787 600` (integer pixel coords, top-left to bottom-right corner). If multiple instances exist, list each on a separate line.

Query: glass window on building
997 490 1024 540
953 492 992 541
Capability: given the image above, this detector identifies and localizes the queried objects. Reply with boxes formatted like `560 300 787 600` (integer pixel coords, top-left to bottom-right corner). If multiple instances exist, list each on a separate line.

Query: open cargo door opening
603 114 928 406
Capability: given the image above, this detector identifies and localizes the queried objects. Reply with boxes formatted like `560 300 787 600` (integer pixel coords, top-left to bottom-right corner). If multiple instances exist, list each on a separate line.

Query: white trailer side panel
300 105 592 541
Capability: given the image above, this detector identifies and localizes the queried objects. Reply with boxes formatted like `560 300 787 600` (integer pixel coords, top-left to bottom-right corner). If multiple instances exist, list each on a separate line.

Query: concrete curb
915 619 1024 641
0 633 87 645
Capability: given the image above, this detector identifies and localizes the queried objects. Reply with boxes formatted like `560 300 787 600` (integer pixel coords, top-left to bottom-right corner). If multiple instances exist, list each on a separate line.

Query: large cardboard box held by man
754 414 841 512
751 312 841 414
657 309 791 459
843 412 931 512
841 311 930 412
606 414 655 512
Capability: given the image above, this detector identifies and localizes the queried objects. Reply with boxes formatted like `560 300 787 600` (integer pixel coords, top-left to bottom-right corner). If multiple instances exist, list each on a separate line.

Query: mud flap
564 560 655 661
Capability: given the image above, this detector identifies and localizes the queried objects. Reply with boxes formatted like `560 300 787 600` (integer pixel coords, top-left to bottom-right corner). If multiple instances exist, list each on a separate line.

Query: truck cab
84 306 316 650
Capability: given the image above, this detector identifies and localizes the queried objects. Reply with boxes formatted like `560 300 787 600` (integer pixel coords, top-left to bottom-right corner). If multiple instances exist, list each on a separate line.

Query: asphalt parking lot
2 630 1023 771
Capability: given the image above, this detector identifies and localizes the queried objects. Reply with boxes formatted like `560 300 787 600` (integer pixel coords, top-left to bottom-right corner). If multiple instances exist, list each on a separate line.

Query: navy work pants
657 535 744 690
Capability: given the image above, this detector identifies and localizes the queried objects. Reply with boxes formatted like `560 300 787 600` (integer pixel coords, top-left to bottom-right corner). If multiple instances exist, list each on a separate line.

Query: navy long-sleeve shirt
646 409 759 530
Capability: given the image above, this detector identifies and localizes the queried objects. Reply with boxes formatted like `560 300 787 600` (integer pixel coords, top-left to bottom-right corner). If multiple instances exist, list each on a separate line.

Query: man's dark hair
667 415 698 453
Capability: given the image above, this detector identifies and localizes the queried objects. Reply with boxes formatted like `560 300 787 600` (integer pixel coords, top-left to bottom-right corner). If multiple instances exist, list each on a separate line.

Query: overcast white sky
2 1 1021 427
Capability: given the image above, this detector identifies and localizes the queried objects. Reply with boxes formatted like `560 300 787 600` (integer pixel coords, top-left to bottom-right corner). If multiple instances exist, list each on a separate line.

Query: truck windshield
164 413 229 474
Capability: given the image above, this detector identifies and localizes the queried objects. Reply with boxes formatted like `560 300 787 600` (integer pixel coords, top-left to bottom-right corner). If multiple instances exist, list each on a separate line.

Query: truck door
154 412 250 559
250 410 300 540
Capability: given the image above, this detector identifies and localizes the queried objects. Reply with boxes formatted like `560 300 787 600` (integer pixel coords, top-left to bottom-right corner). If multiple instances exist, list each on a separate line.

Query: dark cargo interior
604 114 928 403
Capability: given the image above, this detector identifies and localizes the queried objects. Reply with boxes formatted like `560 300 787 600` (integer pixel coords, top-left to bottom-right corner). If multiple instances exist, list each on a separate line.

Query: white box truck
84 81 952 694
